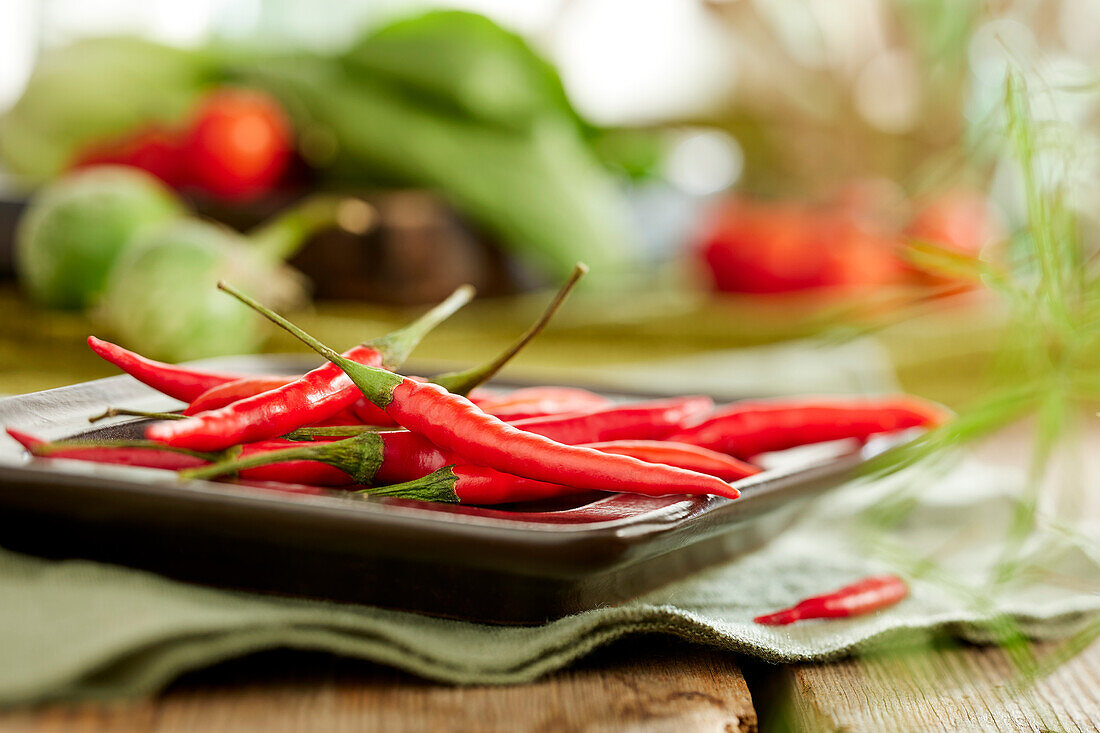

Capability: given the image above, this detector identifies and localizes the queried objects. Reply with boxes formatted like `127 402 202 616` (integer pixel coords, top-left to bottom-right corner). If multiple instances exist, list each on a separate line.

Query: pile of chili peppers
7 266 944 623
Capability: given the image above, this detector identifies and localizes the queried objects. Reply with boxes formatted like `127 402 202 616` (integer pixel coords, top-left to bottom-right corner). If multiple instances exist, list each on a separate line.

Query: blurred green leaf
243 52 631 281
905 238 1013 293
343 11 579 133
0 37 213 184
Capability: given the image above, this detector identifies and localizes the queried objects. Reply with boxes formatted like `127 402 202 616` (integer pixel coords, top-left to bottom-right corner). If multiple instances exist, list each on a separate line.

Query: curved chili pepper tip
87 336 244 402
5 427 44 451
753 609 803 626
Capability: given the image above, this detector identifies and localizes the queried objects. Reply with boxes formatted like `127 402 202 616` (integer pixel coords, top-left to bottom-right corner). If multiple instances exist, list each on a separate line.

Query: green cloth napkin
3 456 1097 706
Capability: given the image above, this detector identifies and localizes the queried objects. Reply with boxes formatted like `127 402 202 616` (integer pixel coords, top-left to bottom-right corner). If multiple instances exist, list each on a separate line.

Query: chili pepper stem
89 407 186 423
355 466 461 503
366 284 475 369
434 263 587 395
285 425 394 439
181 432 385 484
218 281 404 408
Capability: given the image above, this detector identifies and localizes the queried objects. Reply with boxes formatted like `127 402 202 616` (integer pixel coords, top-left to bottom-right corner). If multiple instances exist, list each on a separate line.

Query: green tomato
16 166 184 309
97 218 306 362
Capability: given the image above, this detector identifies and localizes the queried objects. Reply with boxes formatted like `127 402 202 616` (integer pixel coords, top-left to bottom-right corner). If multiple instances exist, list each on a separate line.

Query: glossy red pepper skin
348 397 399 426
509 397 714 444
449 467 581 503
374 430 450 484
470 387 613 421
667 397 949 458
399 465 585 504
754 575 908 625
153 345 385 451
88 336 246 403
583 441 759 482
371 433 758 485
374 379 740 499
185 375 296 414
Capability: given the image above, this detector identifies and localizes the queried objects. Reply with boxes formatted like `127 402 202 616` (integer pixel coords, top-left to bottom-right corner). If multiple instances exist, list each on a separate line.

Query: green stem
285 425 396 439
434 262 587 395
89 408 186 423
367 284 476 369
181 432 385 483
248 195 369 262
218 281 404 407
355 466 461 503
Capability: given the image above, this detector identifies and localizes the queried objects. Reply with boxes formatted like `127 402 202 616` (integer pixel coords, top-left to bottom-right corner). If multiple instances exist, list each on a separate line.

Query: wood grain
0 638 757 733
774 638 1100 733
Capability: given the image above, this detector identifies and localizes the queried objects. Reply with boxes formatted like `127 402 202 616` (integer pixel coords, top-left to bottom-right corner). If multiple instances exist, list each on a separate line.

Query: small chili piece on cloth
754 574 909 625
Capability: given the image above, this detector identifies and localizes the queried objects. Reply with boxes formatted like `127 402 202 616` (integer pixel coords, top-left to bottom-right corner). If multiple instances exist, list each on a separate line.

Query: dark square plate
0 356 910 624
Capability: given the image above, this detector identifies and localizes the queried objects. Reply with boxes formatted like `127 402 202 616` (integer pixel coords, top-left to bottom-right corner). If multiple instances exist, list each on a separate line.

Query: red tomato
698 198 904 294
180 89 292 201
700 201 829 293
71 127 183 186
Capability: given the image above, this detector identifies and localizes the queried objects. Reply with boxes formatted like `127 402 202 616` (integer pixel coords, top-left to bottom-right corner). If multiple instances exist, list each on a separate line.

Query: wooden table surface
1 635 1096 733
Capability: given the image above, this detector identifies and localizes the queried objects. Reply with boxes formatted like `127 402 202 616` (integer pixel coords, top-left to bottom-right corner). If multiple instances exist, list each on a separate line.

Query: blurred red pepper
179 89 292 202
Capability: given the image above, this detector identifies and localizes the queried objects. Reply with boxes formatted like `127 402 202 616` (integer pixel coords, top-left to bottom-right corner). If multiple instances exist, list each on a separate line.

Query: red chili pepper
6 427 217 471
754 574 908 625
667 397 950 458
148 285 474 449
233 442 355 485
511 397 715 443
199 283 741 500
286 396 715 444
362 465 584 504
185 375 296 414
188 380 397 425
582 441 759 482
378 383 738 497
185 430 757 490
7 427 355 486
347 398 400 426
158 265 586 451
87 336 250 403
470 386 613 421
183 432 580 504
